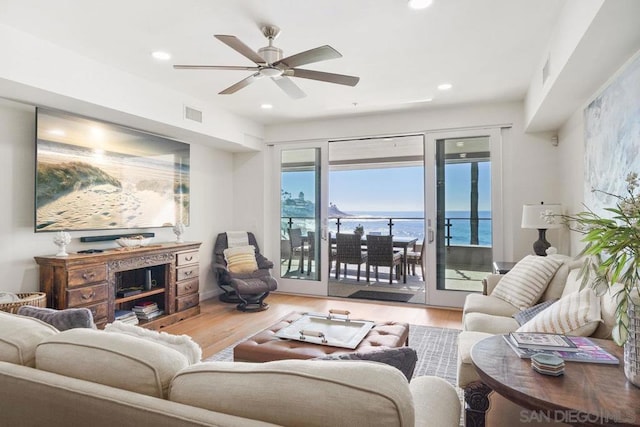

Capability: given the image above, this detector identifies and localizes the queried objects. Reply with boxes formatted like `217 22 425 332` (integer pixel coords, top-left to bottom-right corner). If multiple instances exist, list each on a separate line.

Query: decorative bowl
115 236 152 248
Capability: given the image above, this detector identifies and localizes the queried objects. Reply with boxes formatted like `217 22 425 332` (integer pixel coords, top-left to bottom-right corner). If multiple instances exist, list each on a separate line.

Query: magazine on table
503 335 619 365
508 332 579 351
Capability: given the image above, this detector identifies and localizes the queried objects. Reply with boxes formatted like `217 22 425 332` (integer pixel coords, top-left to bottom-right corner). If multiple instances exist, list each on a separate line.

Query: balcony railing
281 215 492 247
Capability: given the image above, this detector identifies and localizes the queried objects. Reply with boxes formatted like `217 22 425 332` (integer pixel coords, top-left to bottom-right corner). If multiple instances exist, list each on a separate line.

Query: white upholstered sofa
0 310 461 427
456 255 617 426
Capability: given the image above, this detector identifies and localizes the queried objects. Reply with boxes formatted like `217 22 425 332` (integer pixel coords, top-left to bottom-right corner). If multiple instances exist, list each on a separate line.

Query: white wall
261 101 562 262
0 97 234 299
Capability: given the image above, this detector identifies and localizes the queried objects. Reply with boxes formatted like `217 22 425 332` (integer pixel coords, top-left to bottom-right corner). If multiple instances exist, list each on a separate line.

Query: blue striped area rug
204 324 461 385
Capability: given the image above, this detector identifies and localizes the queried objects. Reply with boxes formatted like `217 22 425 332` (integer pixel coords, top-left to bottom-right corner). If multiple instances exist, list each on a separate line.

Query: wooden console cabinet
34 242 201 330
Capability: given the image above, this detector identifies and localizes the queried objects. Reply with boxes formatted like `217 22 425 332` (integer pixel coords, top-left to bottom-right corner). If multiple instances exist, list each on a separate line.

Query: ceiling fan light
408 0 433 10
260 67 283 78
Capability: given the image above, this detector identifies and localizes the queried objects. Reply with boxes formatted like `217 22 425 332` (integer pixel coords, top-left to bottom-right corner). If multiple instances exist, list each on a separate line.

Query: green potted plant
548 172 640 385
354 224 364 236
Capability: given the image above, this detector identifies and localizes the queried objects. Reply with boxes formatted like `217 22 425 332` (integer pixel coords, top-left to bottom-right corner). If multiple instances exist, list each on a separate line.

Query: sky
282 162 491 213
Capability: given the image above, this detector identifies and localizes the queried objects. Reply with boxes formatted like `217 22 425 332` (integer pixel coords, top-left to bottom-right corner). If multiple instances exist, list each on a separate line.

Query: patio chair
365 234 403 284
328 231 337 276
213 232 278 312
306 231 316 275
407 239 425 281
286 228 307 274
335 233 367 281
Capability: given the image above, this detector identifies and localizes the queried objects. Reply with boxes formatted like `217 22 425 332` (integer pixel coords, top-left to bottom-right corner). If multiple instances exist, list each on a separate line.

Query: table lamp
521 202 562 256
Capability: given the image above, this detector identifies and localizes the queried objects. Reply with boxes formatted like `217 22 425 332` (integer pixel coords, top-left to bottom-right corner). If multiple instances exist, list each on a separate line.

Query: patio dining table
300 235 418 284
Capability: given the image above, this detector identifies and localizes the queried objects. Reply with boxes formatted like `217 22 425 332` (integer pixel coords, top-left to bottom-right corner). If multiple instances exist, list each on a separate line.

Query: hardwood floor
162 293 463 359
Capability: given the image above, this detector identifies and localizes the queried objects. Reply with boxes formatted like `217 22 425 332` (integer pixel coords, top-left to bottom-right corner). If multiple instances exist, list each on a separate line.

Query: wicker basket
0 292 46 314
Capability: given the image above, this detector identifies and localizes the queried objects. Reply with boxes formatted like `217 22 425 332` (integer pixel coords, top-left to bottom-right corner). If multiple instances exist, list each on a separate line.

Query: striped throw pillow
491 255 562 310
516 288 602 336
224 245 258 274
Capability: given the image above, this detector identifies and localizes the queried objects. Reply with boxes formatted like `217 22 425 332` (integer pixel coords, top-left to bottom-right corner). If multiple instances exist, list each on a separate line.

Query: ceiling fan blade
219 72 261 95
214 35 266 65
271 76 306 99
273 45 341 68
289 68 360 86
173 65 260 71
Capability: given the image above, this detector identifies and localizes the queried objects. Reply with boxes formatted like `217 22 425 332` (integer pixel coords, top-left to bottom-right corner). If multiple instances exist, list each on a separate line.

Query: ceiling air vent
184 106 203 123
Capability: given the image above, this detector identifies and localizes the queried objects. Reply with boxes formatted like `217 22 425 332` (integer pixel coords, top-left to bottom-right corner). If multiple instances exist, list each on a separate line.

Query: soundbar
80 232 155 243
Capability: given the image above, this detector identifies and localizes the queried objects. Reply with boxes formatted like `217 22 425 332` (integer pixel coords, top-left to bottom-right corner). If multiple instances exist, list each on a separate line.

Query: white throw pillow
491 255 562 310
516 288 602 336
223 245 258 273
104 321 202 364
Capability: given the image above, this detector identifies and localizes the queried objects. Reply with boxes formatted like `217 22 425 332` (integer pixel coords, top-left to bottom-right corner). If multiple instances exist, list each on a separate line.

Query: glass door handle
428 228 435 243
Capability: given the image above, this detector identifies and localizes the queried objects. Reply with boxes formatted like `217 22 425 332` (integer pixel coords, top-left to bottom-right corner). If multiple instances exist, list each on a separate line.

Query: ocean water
328 210 492 246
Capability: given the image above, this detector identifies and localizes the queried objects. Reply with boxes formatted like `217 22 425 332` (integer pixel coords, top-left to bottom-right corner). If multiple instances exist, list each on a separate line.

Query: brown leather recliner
213 232 278 312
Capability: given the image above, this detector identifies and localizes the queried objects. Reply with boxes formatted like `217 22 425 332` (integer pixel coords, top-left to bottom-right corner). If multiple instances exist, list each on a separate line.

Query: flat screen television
35 108 190 232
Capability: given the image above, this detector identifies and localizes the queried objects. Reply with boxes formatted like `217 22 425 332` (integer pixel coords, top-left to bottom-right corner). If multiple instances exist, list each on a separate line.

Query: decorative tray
274 310 375 349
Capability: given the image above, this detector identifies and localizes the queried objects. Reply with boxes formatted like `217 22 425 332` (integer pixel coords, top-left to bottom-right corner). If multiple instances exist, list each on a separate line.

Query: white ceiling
0 0 566 125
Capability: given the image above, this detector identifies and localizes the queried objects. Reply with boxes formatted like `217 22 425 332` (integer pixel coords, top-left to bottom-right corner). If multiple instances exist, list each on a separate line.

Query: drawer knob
81 291 95 300
82 272 96 280
185 284 192 290
184 270 193 276
185 256 193 261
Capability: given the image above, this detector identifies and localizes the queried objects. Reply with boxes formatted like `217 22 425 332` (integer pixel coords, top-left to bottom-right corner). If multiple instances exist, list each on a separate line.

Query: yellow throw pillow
224 245 258 274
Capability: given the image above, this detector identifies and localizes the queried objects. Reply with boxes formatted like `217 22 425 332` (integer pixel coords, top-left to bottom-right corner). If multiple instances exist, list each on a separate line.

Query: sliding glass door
271 141 329 296
424 128 503 307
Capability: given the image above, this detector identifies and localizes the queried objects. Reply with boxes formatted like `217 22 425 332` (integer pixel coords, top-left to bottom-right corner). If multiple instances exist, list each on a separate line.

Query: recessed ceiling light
409 98 433 103
260 104 273 109
151 51 171 60
48 129 65 136
437 83 452 91
408 0 433 10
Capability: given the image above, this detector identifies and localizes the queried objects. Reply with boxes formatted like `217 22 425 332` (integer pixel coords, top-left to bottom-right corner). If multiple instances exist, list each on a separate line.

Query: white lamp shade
521 203 562 229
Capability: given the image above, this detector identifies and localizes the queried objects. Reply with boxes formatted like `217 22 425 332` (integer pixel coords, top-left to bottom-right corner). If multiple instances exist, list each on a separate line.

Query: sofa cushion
456 331 492 387
0 311 58 367
516 288 601 336
315 347 417 380
170 360 415 427
540 255 573 301
512 299 558 326
104 321 202 364
36 328 189 398
561 262 589 298
463 293 520 319
464 312 519 334
592 283 623 339
17 306 96 331
224 245 258 273
491 255 562 310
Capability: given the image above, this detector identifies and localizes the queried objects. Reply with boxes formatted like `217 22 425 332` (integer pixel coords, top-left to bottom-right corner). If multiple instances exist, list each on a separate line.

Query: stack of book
114 310 139 325
504 332 619 364
132 301 164 321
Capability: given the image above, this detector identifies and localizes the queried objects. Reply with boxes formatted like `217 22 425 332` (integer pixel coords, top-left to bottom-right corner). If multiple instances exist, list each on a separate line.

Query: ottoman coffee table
233 311 410 362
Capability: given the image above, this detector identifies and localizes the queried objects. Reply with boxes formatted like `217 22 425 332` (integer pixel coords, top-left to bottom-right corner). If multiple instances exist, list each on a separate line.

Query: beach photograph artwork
584 53 640 216
35 109 190 232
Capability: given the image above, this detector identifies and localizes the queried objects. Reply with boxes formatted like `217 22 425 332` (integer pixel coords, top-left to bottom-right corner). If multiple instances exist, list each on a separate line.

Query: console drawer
176 251 199 266
176 265 199 282
176 293 199 312
67 283 108 307
68 265 107 287
176 278 199 297
85 301 109 322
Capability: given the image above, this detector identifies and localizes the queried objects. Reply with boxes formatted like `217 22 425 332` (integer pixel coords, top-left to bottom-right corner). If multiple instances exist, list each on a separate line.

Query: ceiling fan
173 25 360 99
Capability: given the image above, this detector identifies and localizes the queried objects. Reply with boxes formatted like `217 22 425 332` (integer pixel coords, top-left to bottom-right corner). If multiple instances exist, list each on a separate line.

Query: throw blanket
226 231 249 248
